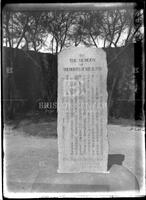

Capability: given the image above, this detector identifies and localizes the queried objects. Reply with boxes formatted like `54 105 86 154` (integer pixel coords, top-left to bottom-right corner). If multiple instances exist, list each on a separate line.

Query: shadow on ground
108 154 125 170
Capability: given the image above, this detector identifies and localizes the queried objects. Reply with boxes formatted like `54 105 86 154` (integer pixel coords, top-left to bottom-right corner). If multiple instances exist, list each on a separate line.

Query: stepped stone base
30 164 139 192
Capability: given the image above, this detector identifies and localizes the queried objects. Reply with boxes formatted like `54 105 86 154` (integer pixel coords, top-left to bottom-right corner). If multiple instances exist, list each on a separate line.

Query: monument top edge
58 46 106 55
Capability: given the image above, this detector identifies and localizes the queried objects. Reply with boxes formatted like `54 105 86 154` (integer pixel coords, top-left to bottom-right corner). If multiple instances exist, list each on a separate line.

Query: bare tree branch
16 16 29 48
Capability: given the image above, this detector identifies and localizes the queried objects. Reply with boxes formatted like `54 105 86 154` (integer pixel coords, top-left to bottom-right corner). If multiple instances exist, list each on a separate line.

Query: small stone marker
58 47 108 173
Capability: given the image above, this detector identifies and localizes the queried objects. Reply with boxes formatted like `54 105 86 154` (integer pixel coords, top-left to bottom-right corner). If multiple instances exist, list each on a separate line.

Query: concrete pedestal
6 139 139 193
31 161 139 192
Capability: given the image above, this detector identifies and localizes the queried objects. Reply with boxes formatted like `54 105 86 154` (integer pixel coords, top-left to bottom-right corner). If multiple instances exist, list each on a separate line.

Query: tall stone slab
57 47 108 173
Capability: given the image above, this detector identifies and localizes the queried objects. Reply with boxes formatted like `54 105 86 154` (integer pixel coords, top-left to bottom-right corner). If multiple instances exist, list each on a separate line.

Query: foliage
2 7 144 51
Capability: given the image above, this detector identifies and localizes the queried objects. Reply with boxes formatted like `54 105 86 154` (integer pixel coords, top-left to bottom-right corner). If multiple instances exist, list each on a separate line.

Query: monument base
7 150 139 193
30 162 139 192
8 165 139 193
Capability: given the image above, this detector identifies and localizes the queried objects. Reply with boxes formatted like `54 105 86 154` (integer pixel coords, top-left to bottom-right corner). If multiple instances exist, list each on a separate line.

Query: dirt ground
3 118 145 194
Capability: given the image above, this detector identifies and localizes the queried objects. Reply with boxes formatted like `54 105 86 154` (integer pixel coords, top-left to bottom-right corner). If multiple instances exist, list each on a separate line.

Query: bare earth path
3 119 145 193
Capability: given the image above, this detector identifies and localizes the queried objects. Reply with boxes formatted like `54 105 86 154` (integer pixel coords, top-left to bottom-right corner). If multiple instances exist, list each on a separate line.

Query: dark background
2 41 144 122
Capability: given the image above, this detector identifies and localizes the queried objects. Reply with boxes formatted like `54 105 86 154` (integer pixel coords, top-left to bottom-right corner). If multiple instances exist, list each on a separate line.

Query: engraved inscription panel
58 47 108 173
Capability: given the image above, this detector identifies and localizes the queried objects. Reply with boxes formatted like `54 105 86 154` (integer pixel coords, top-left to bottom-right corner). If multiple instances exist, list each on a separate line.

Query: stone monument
57 47 108 173
6 47 140 194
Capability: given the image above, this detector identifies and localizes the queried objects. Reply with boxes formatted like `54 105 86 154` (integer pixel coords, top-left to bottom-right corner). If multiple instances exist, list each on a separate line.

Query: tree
21 12 48 51
124 9 143 45
70 11 103 47
2 9 48 51
41 11 77 54
70 9 144 48
3 8 144 51
100 9 127 47
3 10 30 48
